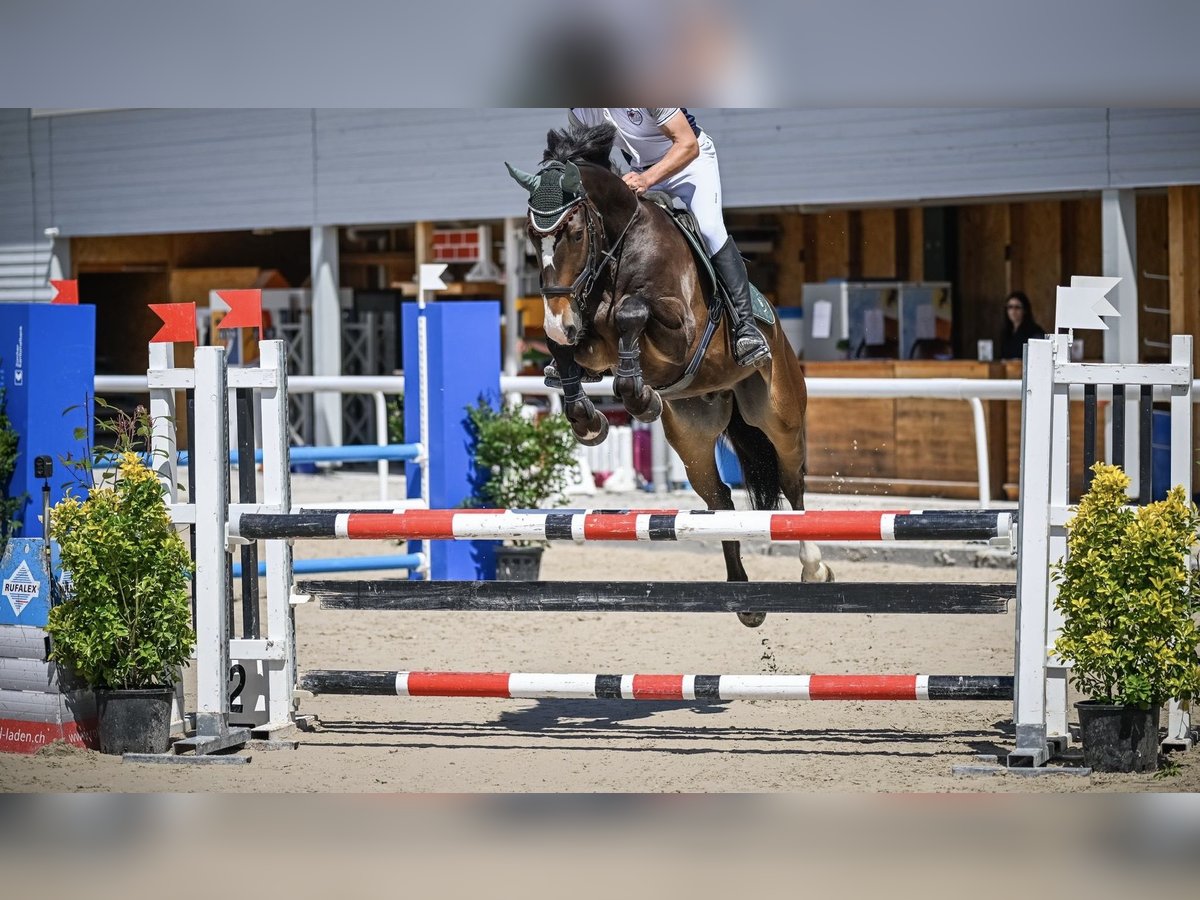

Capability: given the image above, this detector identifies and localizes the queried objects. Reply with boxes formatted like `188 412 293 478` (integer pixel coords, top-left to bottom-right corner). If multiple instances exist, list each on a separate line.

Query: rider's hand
623 171 651 196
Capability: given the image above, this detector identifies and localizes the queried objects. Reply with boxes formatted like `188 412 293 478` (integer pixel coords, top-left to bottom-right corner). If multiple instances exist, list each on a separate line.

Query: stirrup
734 330 771 367
545 363 602 391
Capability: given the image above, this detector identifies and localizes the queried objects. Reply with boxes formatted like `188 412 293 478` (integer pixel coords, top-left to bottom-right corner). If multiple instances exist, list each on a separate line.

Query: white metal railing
98 371 1200 507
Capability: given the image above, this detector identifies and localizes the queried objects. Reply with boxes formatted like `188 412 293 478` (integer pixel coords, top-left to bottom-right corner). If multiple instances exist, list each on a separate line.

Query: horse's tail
724 399 781 511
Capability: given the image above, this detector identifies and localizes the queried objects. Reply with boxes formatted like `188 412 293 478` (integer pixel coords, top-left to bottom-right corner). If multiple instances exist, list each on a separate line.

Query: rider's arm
637 110 699 185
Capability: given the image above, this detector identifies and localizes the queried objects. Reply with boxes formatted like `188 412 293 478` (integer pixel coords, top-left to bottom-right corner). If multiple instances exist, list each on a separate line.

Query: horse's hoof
801 563 834 583
737 611 766 628
573 414 609 447
631 392 663 424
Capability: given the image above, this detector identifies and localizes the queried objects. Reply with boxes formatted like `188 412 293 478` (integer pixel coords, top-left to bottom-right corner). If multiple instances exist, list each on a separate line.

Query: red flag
50 280 78 304
149 302 197 344
215 289 263 336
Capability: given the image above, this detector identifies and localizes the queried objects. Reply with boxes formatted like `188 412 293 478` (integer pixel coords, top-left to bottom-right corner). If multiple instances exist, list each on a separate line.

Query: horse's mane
542 122 617 170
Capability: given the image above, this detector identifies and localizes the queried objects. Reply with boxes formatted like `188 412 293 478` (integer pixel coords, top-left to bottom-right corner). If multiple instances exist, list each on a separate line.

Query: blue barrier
96 443 422 469
232 553 423 577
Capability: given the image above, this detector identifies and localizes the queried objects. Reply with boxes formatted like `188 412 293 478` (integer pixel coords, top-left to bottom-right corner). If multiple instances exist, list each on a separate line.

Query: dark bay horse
506 123 832 625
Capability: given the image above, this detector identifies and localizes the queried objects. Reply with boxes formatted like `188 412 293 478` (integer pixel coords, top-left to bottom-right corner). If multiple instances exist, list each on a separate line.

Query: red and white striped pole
299 671 1014 702
236 508 1014 544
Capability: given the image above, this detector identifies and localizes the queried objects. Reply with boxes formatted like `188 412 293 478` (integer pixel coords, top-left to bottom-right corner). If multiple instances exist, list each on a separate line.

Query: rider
565 107 771 367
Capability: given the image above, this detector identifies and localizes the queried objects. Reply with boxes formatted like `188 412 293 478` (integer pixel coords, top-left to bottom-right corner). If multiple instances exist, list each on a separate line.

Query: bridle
527 161 639 310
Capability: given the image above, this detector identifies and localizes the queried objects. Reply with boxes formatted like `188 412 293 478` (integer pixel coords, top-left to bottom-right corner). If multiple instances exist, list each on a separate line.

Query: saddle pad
643 193 777 327
749 284 776 326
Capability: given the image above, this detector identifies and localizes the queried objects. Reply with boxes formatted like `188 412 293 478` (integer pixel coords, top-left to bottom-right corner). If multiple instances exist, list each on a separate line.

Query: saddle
641 192 776 327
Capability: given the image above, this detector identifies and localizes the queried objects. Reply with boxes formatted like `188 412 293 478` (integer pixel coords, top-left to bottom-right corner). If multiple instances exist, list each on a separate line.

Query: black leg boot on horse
548 341 609 446
711 237 771 368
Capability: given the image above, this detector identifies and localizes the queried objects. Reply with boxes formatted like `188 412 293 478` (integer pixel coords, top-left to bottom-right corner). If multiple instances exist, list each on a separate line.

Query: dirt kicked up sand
3 534 1198 792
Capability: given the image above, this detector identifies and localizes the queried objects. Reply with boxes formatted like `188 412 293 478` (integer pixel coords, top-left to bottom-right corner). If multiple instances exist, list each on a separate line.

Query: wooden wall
732 206 925 308
746 195 1185 503
743 195 1171 365
72 231 302 374
803 360 1006 500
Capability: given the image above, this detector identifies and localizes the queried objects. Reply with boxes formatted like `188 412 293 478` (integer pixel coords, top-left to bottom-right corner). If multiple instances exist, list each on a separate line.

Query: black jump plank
1083 383 1097 491
1112 384 1126 470
300 580 1014 615
1140 384 1153 503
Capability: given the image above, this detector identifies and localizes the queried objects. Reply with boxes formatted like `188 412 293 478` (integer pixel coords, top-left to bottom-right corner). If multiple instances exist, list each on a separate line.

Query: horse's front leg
548 340 609 447
612 294 664 423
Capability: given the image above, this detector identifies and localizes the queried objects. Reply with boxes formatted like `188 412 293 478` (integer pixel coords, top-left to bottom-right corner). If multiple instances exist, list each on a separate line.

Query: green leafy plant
1053 463 1200 709
45 405 194 690
466 398 580 545
387 395 404 444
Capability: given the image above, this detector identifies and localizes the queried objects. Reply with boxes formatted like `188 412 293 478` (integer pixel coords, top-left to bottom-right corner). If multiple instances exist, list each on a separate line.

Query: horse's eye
572 230 584 243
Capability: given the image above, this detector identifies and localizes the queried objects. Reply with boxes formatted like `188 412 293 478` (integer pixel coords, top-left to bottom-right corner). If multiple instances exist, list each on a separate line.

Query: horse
506 122 832 626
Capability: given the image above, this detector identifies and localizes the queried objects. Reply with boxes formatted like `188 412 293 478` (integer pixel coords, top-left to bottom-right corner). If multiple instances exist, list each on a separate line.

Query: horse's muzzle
542 295 582 346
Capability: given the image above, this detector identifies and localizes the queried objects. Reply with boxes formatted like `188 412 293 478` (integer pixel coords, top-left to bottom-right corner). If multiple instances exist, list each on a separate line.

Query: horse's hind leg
733 365 833 585
744 388 830 592
776 440 833 585
661 397 763 627
612 294 664 424
773 432 832 583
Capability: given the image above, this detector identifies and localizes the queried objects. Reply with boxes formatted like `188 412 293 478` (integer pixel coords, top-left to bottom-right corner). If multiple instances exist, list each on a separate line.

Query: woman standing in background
999 291 1046 360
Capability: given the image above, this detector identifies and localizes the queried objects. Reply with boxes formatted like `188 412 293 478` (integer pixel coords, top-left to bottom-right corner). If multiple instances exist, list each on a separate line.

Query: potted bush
466 398 581 580
45 406 195 755
1053 462 1200 773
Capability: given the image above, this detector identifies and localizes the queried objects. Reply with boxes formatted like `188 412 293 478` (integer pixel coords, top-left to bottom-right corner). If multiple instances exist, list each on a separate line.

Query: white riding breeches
643 133 729 256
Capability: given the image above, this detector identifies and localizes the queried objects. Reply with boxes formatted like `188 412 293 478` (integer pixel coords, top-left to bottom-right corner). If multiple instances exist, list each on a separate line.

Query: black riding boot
711 236 771 367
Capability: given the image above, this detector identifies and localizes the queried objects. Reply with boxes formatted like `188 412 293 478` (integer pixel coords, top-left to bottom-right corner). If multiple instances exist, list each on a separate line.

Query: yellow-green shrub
45 451 194 689
1053 463 1200 708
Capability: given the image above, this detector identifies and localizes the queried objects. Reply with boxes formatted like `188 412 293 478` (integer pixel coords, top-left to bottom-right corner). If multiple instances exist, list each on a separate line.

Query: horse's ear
561 162 582 195
505 162 540 194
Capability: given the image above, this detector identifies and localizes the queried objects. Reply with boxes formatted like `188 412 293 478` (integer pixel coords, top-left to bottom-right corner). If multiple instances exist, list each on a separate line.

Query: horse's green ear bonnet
506 160 584 234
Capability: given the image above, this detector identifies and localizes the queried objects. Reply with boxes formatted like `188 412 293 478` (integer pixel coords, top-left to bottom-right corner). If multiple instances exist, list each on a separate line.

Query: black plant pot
495 546 544 581
1075 701 1160 773
95 686 175 755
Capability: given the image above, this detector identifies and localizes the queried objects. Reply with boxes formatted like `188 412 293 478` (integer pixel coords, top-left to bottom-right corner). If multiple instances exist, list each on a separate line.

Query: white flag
1055 277 1121 331
419 263 449 292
